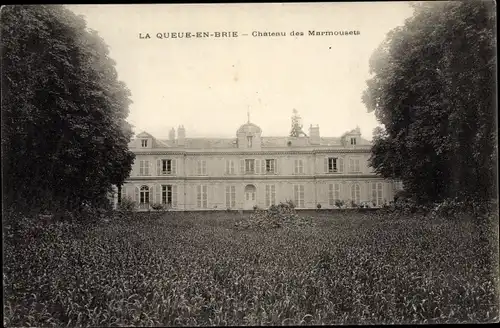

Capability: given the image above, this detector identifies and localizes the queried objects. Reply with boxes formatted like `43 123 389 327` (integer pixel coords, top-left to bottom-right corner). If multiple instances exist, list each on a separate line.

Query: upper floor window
265 159 275 173
350 137 357 145
329 158 338 172
139 160 150 176
225 160 235 175
141 139 148 147
247 136 253 147
163 159 172 173
157 159 176 175
325 157 344 173
348 158 360 173
165 159 176 175
294 159 304 174
245 159 255 173
197 160 207 175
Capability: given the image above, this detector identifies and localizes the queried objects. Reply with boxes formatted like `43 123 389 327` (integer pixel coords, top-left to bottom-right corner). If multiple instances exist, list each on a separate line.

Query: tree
290 109 307 137
363 1 496 205
1 5 135 213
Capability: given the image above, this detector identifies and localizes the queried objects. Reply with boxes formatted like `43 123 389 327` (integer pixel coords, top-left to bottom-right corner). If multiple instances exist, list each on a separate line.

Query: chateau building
118 121 401 211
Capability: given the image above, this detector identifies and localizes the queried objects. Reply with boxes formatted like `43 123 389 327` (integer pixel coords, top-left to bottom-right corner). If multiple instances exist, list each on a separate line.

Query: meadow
3 209 499 326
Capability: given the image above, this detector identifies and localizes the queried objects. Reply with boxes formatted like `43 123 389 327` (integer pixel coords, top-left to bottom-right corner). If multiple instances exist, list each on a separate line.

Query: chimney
309 124 320 145
169 127 176 141
177 125 185 146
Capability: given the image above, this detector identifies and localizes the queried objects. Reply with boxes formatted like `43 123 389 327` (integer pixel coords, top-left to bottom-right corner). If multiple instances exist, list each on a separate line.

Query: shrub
316 203 322 210
118 197 136 212
236 201 315 229
394 190 411 202
151 203 164 211
335 200 345 208
284 199 296 209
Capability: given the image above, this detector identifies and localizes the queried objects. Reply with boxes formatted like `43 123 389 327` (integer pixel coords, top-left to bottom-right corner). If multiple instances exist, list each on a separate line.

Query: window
247 136 253 147
265 159 275 173
225 160 235 175
294 185 305 208
225 186 236 208
329 158 338 172
197 185 208 208
139 160 150 176
265 185 276 207
329 183 341 206
163 160 171 173
140 185 150 204
245 159 255 173
294 159 304 174
163 159 173 174
349 158 360 173
157 159 176 175
350 137 356 145
162 185 172 205
197 160 207 175
120 185 126 204
351 183 360 204
141 139 148 147
325 157 343 173
159 185 177 207
371 182 383 207
245 191 256 201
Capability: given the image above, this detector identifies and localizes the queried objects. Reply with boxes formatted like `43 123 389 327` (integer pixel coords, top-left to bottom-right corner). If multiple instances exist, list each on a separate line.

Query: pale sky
66 3 414 140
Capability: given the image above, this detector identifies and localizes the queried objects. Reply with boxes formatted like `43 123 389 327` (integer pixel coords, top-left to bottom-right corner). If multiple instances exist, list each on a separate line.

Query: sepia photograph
2 1 498 326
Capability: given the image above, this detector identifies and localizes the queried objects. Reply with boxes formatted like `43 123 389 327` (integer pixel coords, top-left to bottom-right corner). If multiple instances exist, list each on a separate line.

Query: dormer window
141 139 148 147
247 136 253 147
350 137 356 145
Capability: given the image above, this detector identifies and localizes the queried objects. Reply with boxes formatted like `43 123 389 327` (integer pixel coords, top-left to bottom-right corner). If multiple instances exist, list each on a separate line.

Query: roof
131 127 371 149
237 122 262 134
136 131 154 138
146 136 358 149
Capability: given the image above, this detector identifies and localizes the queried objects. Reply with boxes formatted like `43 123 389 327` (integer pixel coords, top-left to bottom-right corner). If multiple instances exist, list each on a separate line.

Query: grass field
3 210 499 326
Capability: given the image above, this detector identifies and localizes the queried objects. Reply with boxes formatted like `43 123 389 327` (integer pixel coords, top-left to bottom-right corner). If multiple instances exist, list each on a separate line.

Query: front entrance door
244 184 257 210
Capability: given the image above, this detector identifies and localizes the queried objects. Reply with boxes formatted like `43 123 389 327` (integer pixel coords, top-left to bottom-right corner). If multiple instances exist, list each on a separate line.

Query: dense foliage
4 210 498 326
363 1 497 204
1 5 135 213
236 201 316 229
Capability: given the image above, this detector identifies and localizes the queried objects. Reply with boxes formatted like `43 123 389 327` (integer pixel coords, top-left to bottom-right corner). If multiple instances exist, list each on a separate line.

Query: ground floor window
197 185 208 208
140 185 150 204
371 182 383 207
329 183 341 206
293 184 305 208
265 185 276 207
351 183 360 204
225 186 236 208
137 185 150 209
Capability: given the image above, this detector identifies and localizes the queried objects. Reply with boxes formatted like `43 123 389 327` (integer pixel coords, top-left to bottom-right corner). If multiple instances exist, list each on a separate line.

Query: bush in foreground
235 202 315 229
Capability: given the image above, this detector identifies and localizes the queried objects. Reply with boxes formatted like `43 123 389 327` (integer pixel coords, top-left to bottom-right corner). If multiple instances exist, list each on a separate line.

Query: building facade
118 122 400 211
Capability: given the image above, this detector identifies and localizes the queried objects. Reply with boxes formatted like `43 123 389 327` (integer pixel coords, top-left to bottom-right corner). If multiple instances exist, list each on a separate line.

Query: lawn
3 210 499 326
